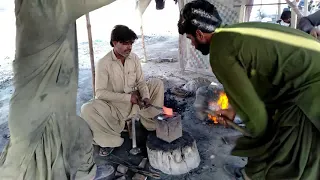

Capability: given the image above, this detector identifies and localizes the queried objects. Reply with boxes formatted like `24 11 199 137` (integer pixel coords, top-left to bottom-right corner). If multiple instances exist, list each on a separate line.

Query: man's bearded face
186 34 210 55
114 41 134 58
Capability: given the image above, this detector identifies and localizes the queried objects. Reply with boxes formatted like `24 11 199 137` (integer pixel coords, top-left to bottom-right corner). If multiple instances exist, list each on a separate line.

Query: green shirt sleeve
210 36 268 138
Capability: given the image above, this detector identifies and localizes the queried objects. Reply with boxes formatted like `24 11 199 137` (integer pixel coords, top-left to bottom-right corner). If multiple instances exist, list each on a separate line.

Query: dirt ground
0 1 246 179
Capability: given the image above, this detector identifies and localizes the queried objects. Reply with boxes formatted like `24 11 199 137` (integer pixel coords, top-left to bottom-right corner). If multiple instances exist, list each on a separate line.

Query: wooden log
146 131 200 175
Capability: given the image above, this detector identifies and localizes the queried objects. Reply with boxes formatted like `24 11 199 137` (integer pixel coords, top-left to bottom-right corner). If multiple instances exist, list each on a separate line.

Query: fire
217 92 229 109
163 106 173 116
208 92 229 124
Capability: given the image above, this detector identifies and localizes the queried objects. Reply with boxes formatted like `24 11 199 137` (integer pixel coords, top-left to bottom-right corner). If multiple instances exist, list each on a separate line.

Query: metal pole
290 1 298 28
234 3 288 7
304 0 309 16
278 0 282 19
85 13 96 97
239 4 246 23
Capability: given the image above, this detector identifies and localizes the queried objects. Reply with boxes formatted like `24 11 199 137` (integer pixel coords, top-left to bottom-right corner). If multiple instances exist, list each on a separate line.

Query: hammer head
129 147 141 155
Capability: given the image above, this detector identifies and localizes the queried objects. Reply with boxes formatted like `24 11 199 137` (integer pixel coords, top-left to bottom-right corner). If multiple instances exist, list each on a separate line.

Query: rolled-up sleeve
95 60 131 103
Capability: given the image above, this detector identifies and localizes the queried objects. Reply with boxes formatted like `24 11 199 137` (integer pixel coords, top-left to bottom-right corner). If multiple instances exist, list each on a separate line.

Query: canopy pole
140 16 148 63
304 0 309 16
85 13 96 97
278 0 282 19
239 4 246 23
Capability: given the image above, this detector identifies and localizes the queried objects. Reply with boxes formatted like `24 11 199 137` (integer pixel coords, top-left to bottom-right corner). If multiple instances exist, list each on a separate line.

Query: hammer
129 112 141 155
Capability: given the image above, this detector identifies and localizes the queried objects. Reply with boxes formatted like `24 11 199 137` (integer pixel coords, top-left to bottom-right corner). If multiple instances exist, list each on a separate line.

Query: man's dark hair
110 25 138 47
178 0 222 36
280 10 291 21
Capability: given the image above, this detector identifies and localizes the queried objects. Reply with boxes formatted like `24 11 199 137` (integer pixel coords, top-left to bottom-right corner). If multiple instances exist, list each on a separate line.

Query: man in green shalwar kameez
178 1 320 180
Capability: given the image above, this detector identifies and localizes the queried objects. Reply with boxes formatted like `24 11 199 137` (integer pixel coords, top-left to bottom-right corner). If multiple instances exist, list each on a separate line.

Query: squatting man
81 25 164 156
178 0 320 180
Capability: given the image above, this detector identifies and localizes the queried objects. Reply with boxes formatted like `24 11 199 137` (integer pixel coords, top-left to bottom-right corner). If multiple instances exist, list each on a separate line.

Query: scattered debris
221 137 228 145
132 173 147 180
117 164 129 174
115 172 123 177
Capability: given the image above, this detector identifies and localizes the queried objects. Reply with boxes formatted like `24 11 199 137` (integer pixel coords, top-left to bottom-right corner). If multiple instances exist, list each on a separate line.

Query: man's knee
80 101 95 121
148 78 164 89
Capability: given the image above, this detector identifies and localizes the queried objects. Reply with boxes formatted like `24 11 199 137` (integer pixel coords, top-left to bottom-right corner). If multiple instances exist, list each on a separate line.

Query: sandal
99 147 114 157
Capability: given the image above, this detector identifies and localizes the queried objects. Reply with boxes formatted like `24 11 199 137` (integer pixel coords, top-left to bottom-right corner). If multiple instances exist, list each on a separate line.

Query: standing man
178 0 320 180
81 25 164 156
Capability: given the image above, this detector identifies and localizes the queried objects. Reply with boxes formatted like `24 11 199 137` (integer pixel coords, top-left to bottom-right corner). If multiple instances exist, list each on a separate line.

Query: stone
116 164 128 174
132 173 147 180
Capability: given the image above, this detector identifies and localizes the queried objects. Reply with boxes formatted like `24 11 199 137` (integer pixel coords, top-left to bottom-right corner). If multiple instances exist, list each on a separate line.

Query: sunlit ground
0 0 180 61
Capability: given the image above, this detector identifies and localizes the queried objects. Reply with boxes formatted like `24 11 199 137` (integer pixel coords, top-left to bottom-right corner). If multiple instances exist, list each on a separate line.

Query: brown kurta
81 50 164 147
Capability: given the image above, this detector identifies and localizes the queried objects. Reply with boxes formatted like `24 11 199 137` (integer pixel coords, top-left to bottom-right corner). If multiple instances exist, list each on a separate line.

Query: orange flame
163 106 173 116
208 92 229 123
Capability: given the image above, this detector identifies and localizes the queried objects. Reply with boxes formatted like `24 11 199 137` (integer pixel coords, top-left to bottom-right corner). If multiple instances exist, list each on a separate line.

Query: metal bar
234 3 288 7
85 13 96 97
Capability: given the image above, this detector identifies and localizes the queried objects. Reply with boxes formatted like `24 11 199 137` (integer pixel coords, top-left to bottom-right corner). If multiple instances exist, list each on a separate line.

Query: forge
146 111 200 175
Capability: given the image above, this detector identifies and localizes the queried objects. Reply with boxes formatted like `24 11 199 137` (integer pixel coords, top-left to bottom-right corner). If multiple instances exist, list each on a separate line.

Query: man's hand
215 108 236 128
130 91 140 104
310 28 320 39
142 98 151 108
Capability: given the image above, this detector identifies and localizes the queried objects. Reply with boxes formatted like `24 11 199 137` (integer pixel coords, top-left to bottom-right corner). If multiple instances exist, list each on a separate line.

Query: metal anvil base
154 113 182 143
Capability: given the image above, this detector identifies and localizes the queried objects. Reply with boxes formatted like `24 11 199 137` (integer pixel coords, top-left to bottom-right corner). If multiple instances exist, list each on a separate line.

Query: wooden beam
85 13 96 97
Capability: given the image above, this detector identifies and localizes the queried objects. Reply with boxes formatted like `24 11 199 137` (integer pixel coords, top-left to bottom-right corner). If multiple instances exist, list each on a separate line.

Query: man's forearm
96 89 131 103
137 82 150 100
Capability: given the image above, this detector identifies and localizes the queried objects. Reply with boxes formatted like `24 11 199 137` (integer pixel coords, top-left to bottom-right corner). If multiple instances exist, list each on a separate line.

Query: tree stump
146 131 200 175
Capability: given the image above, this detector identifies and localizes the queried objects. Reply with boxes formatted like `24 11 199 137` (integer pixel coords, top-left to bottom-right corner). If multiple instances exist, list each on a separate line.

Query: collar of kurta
111 49 133 62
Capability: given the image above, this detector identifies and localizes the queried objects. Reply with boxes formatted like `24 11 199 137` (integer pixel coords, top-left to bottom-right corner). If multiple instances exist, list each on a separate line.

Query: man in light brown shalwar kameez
81 25 164 156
